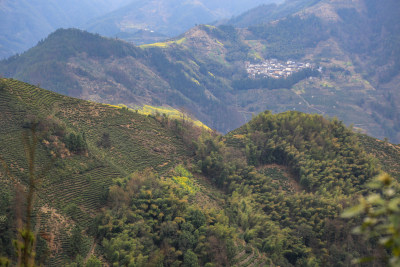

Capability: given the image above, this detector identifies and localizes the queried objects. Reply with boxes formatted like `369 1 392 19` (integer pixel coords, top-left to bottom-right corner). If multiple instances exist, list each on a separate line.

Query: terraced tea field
0 78 191 263
358 134 400 179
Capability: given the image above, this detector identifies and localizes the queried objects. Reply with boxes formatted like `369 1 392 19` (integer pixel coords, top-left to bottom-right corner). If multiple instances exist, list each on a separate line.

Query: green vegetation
85 255 102 267
230 111 378 193
139 37 187 48
248 15 329 60
0 125 46 267
136 105 211 131
2 0 400 265
342 173 400 266
1 78 400 265
0 78 190 265
96 170 236 266
358 134 400 178
194 111 387 265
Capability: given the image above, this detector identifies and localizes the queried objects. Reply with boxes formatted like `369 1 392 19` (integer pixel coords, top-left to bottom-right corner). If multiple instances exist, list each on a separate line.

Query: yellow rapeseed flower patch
216 40 224 46
233 134 245 139
191 77 200 85
140 42 168 48
204 25 216 29
172 176 198 194
104 104 123 109
138 105 211 131
103 103 211 131
175 37 186 45
139 37 186 48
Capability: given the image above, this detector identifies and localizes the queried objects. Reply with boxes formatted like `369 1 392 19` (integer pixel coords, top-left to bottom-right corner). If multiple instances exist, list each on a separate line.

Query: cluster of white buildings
246 59 316 79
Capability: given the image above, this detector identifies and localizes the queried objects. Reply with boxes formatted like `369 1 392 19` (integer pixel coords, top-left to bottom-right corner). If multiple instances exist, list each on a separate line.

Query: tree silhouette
0 124 54 266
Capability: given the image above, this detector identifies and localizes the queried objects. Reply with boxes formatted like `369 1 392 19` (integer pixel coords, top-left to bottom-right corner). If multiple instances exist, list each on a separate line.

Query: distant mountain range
0 0 281 59
217 0 321 27
1 0 400 142
84 0 282 40
0 0 132 59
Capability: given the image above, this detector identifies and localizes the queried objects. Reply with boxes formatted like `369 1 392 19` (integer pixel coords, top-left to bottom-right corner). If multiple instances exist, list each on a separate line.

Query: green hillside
0 78 274 266
1 78 400 266
0 28 244 133
0 78 189 265
195 111 390 265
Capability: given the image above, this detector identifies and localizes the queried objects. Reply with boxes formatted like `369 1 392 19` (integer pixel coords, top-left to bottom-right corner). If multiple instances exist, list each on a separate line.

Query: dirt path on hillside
85 240 97 263
293 91 325 115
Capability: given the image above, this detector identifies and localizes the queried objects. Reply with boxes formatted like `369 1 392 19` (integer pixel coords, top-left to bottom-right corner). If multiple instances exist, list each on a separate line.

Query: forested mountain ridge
1 78 399 266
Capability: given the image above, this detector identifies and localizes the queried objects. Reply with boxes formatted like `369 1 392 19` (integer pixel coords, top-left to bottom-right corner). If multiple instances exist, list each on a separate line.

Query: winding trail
84 240 97 263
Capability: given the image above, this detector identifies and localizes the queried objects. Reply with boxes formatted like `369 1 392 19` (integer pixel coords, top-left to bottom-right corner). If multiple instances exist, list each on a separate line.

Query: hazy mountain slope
220 0 322 27
0 0 131 59
301 0 400 80
0 0 283 57
0 22 387 139
223 0 400 142
301 0 400 141
85 0 215 38
0 28 244 133
84 0 282 41
174 10 399 142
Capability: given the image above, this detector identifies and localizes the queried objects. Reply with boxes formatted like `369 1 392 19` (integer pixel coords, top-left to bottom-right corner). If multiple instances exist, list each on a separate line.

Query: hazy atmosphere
1 0 400 266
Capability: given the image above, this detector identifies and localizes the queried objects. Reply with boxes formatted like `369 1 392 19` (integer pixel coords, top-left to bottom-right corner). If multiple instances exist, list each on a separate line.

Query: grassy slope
0 78 270 266
358 134 400 180
0 78 190 264
0 28 244 133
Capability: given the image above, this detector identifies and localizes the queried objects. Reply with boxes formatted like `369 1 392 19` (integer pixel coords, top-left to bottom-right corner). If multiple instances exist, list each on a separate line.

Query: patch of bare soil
39 205 73 254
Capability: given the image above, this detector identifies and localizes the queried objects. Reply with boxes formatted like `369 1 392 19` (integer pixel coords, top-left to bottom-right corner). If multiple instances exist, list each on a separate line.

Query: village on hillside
246 59 319 79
